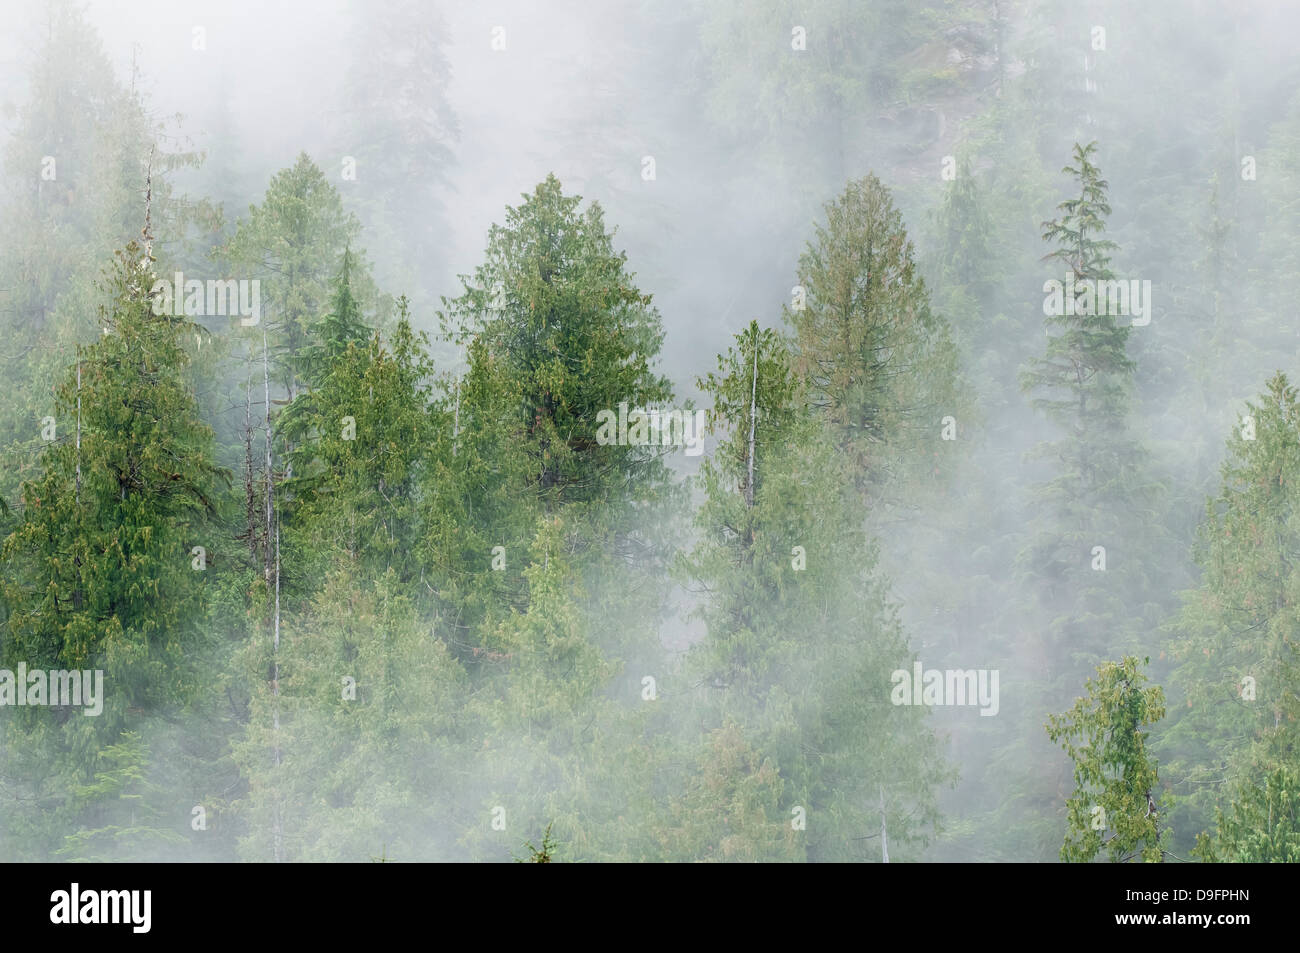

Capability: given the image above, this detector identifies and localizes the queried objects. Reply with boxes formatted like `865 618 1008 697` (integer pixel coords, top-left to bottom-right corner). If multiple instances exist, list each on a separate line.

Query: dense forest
0 0 1297 863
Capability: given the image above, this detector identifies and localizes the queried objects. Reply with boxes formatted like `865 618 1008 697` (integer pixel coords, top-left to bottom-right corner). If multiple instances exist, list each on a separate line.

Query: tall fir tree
1163 372 1300 855
677 320 950 861
787 174 961 502
1 240 227 859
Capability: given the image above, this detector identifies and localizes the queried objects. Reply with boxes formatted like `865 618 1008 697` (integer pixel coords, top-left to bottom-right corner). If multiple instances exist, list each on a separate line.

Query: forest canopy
0 0 1297 866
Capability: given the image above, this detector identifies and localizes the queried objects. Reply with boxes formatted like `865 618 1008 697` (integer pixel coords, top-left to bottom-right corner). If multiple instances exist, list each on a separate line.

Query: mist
1 0 1298 866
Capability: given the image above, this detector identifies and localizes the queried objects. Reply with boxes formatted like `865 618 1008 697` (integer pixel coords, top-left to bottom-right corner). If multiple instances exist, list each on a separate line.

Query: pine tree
678 320 949 861
2 240 226 716
787 174 961 498
1021 142 1132 450
1193 766 1300 862
221 154 382 402
699 0 953 192
1017 141 1170 682
295 248 371 389
0 240 227 858
440 174 673 507
656 721 802 863
1006 142 1172 859
333 0 457 315
232 256 453 859
279 291 435 588
1163 372 1300 851
927 156 998 321
232 567 466 861
426 175 678 663
0 3 204 508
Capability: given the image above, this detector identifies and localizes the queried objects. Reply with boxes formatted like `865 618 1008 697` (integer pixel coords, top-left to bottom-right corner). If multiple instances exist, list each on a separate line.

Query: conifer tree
222 154 381 402
0 2 204 507
439 174 673 509
427 175 678 665
1009 143 1171 859
2 240 226 716
1047 656 1167 863
1164 372 1300 851
334 0 458 314
1021 142 1130 441
1193 766 1300 862
1017 142 1169 681
679 320 949 861
0 240 227 858
787 174 960 497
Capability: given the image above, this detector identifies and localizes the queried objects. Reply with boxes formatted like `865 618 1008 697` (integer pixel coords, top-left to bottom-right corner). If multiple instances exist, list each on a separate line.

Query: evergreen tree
233 567 466 861
678 320 949 861
2 241 226 718
295 248 371 389
1021 142 1130 449
787 174 961 499
0 1 205 507
427 174 678 664
1163 372 1300 852
1193 766 1300 863
1047 656 1167 863
221 154 382 402
0 240 227 858
1017 141 1167 695
334 0 457 314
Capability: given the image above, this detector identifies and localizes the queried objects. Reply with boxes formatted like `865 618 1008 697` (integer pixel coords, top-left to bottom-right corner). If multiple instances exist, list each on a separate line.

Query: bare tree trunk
263 330 274 583
72 360 82 611
244 373 257 561
879 784 890 864
75 362 81 503
746 331 758 509
262 328 284 863
452 376 460 458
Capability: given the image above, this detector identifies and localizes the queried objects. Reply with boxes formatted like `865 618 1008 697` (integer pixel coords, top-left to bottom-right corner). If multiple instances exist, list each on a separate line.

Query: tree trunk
262 328 284 863
746 330 758 509
879 783 890 863
452 376 460 458
244 373 258 561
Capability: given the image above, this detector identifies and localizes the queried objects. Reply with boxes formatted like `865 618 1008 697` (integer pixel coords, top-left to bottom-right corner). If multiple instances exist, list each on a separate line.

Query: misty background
1 0 1298 862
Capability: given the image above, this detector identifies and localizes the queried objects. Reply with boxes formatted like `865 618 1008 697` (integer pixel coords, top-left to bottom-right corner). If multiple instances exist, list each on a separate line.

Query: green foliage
233 568 466 862
426 174 678 663
1046 656 1167 863
1016 141 1169 713
0 0 207 508
1164 372 1300 850
1021 142 1132 446
1194 766 1300 863
6 2 1297 866
0 241 227 858
221 153 383 399
56 731 187 862
516 821 559 863
680 320 950 862
280 285 434 586
787 174 961 497
2 241 227 719
440 173 673 509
